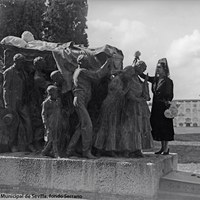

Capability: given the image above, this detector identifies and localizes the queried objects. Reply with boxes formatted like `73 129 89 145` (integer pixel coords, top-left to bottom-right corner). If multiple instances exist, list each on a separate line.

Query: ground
150 127 200 174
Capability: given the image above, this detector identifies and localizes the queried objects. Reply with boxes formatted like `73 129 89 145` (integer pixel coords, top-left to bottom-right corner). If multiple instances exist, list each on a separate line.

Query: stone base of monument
0 152 178 200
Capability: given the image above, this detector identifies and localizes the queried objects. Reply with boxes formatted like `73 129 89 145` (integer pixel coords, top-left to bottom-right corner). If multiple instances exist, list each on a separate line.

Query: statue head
46 85 58 100
50 70 64 85
135 61 147 75
33 56 46 71
13 53 25 70
13 53 25 63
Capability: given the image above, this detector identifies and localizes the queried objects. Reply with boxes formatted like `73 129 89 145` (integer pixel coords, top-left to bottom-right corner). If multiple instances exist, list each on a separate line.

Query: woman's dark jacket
140 74 174 141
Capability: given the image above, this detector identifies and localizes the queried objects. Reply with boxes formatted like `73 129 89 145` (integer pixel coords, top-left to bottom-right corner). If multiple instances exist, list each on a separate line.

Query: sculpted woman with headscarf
94 61 152 157
119 61 153 158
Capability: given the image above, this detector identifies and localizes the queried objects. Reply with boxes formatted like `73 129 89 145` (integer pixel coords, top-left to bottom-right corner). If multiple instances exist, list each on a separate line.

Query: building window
185 118 191 127
179 123 183 127
193 108 197 113
193 123 198 127
186 102 191 107
186 108 191 113
193 117 198 123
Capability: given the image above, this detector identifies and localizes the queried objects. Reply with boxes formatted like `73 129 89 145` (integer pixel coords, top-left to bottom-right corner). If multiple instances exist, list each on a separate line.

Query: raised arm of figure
81 58 112 81
139 73 154 83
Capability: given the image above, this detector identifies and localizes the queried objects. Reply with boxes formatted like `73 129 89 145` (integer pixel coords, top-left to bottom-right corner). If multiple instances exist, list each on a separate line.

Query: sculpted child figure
50 70 73 154
41 85 63 158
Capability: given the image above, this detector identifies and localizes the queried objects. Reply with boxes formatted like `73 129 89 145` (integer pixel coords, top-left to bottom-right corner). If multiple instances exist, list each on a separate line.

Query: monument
0 35 180 200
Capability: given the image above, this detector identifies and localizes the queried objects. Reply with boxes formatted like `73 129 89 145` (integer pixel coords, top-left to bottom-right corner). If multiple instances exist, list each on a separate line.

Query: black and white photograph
0 0 200 199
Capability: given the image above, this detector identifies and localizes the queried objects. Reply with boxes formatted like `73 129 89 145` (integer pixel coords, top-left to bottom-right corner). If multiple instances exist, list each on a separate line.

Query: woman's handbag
164 101 178 118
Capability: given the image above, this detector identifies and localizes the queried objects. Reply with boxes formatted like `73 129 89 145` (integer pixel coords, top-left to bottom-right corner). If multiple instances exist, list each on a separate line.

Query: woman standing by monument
140 58 174 155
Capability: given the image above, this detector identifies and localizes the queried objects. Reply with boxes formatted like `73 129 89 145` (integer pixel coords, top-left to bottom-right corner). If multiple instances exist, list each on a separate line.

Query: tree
0 0 46 40
42 0 88 46
20 0 46 40
0 0 89 46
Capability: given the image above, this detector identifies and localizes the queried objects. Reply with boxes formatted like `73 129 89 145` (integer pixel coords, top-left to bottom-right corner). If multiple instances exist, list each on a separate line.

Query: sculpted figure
119 62 152 158
50 70 73 155
66 55 112 159
0 72 9 151
26 57 51 151
94 70 130 157
94 61 152 158
0 72 4 108
33 57 51 102
3 54 35 152
50 70 74 117
41 85 63 158
3 49 14 70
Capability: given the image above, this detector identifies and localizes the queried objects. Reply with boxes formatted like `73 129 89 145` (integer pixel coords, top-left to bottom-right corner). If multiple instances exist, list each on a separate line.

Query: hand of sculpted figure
73 96 78 107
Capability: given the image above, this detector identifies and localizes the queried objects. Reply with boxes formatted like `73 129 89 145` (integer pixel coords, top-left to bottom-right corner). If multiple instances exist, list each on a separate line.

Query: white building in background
148 99 200 127
173 99 200 127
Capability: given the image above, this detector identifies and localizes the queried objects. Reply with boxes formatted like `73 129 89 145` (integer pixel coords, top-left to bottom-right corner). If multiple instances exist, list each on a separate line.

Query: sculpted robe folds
94 75 125 152
3 66 24 110
120 74 152 152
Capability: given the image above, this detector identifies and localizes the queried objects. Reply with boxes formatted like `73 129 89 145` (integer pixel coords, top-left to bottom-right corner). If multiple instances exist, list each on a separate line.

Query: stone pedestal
0 152 178 200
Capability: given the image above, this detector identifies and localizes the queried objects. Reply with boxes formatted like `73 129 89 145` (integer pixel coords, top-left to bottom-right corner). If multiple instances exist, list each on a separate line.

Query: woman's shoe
162 148 169 155
154 148 164 154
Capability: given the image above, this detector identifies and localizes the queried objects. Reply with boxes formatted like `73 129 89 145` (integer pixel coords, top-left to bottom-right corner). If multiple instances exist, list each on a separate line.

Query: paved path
175 127 200 134
154 140 200 146
178 163 200 174
170 141 200 146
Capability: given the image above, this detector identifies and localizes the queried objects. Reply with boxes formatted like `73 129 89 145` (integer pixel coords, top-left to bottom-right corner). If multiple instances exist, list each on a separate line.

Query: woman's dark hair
155 58 170 77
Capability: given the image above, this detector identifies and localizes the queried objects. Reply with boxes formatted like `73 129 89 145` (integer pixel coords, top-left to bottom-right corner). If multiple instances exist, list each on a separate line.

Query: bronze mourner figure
3 54 35 152
66 55 112 159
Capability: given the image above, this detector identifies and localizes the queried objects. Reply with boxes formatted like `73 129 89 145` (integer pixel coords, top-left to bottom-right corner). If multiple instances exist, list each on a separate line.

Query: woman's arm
81 58 111 81
139 73 154 83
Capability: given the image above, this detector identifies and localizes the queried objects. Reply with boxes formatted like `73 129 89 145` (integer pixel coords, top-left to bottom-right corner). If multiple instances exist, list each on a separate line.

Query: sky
86 0 200 100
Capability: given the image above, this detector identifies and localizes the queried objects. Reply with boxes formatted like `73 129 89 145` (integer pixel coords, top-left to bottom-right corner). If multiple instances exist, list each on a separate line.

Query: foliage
0 0 89 46
42 0 88 46
0 0 46 40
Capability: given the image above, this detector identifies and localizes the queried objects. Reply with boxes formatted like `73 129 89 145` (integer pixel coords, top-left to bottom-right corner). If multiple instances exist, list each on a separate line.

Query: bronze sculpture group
0 48 153 159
